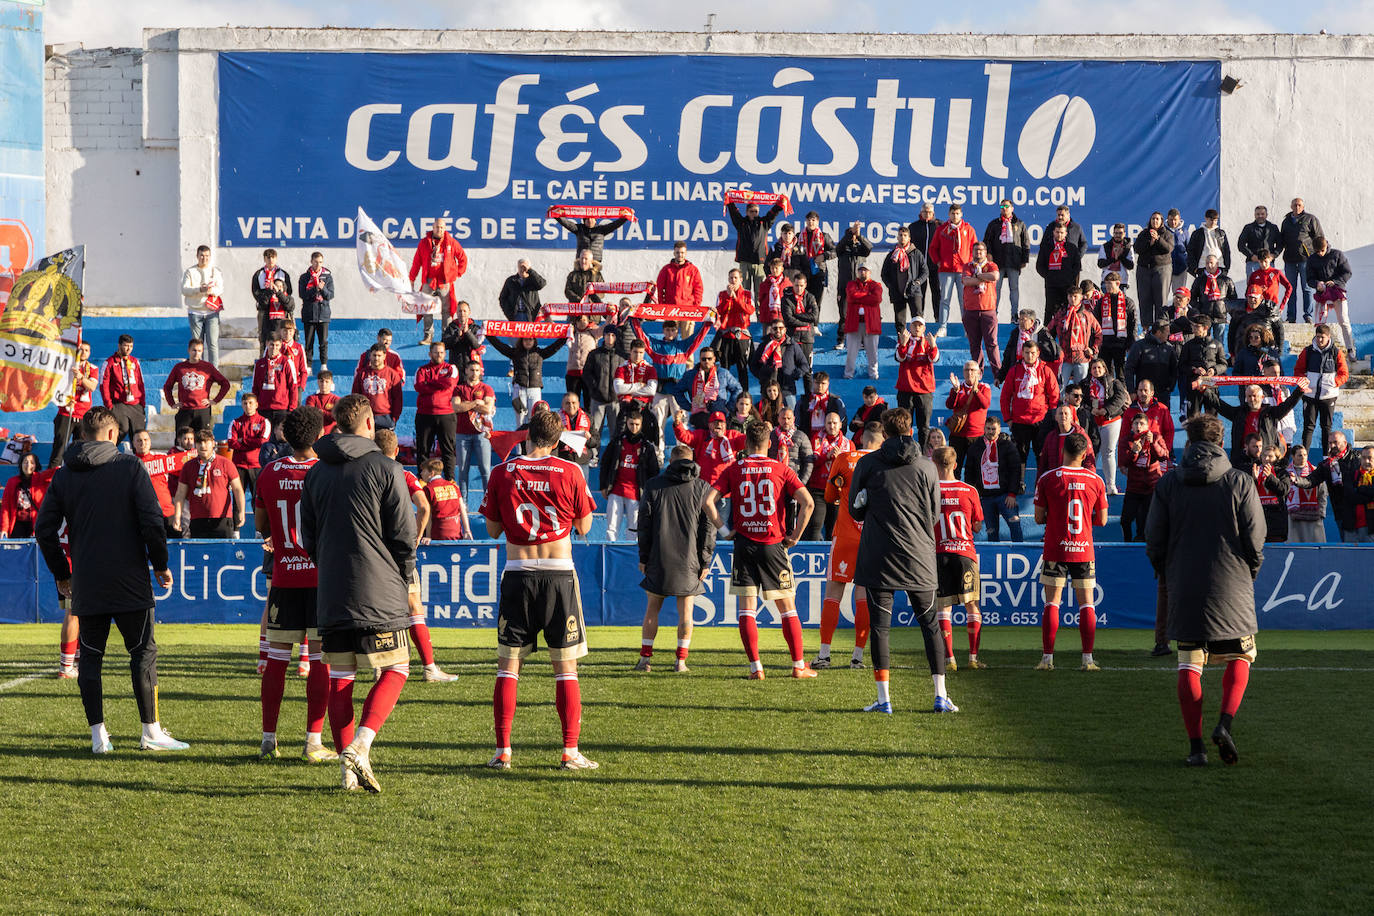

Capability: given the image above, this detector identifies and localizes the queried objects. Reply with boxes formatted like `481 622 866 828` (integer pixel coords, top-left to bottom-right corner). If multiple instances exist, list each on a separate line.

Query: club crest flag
355 207 439 315
0 246 84 413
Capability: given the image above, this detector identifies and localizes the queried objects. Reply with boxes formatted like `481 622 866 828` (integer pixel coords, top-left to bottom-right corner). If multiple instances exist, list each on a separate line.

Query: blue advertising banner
218 52 1220 251
0 4 45 302
15 540 1368 631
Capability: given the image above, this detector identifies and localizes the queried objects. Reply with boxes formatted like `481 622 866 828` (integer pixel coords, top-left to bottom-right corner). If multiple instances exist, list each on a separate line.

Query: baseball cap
709 410 727 422
856 262 870 272
1173 287 1191 299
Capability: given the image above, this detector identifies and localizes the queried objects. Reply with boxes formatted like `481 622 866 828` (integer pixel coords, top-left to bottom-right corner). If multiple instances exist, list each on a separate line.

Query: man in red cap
673 409 744 486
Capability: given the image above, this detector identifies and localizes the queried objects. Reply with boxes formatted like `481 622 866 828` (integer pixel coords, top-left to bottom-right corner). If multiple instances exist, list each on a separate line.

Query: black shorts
264 586 318 643
320 627 411 670
1177 635 1257 668
1040 559 1096 590
936 554 980 607
189 517 235 539
497 564 587 662
729 537 795 601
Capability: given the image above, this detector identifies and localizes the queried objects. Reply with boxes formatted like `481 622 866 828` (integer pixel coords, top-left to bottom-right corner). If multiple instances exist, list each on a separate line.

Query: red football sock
1177 667 1204 739
328 673 356 750
640 639 654 658
780 613 805 665
305 654 330 737
1042 605 1060 654
493 671 518 748
260 656 288 733
358 667 409 734
555 673 582 749
409 617 435 667
59 639 78 664
820 598 841 645
1221 659 1250 717
1079 605 1097 653
676 641 689 662
738 614 760 663
967 609 982 655
938 612 955 659
854 598 870 648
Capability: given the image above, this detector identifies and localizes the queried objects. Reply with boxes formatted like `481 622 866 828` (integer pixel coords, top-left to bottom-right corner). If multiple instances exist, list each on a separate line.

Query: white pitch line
0 668 57 691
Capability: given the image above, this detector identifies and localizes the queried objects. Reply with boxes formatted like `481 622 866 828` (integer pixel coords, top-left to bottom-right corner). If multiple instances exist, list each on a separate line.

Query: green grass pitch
1 624 1371 914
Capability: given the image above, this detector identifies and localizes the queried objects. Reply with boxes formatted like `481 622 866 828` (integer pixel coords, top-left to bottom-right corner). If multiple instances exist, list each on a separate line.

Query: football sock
257 633 268 674
851 646 865 664
1220 659 1250 727
817 642 832 659
854 598 870 648
676 639 690 662
493 670 518 749
1042 604 1060 654
938 610 955 661
932 673 947 699
353 726 376 752
640 639 654 659
358 666 409 735
60 640 78 668
1079 605 1097 653
305 731 323 747
780 612 805 667
737 614 761 663
260 652 289 734
1177 666 1204 741
328 670 357 750
874 669 890 704
555 673 582 750
261 730 276 743
967 608 982 656
298 639 311 673
305 651 329 738
819 597 841 647
409 617 436 667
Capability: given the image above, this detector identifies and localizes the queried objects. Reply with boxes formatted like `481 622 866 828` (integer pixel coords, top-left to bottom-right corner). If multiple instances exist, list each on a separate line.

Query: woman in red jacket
1 453 53 537
843 262 884 380
945 360 990 477
712 268 755 391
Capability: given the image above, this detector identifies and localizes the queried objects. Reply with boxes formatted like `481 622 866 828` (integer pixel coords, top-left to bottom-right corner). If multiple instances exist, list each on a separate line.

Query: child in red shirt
419 459 470 541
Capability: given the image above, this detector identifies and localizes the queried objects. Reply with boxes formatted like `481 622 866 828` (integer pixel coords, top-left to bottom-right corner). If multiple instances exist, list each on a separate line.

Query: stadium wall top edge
135 28 1374 62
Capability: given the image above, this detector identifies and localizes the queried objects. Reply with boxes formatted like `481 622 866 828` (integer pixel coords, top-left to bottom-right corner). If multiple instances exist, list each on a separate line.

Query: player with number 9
1032 431 1108 671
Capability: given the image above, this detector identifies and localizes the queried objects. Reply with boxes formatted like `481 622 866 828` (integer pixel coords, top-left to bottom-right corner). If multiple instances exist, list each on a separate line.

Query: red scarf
560 409 588 433
767 277 784 318
306 267 322 290
1066 307 1089 353
1256 465 1279 506
692 367 720 407
809 394 829 432
1049 242 1065 270
999 217 1013 243
758 339 784 369
816 432 846 461
1098 292 1128 335
1204 270 1222 301
804 228 825 258
893 245 910 272
707 435 735 465
980 438 999 487
773 427 794 458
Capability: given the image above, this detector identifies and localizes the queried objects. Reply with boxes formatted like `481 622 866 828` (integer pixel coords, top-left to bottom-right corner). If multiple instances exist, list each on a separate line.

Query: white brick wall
45 48 143 152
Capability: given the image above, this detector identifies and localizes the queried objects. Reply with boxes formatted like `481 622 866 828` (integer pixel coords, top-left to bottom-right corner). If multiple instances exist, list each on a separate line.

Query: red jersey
713 453 804 545
674 425 745 485
936 479 983 559
415 361 460 415
354 347 404 377
614 361 658 405
163 360 229 410
228 413 271 469
59 362 99 419
352 365 406 421
252 354 300 412
480 455 595 547
425 478 466 539
609 438 646 499
810 432 853 489
1033 465 1107 563
454 382 494 435
304 392 339 434
403 468 425 497
254 455 318 588
138 451 186 518
757 273 792 324
895 337 938 394
178 454 237 521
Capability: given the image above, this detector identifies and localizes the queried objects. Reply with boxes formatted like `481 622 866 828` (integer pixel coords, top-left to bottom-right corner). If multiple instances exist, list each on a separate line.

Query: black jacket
1291 449 1374 532
997 324 1060 385
498 269 547 321
781 289 820 343
749 339 810 396
581 344 622 404
564 266 604 303
836 229 875 294
1236 456 1291 541
555 217 628 263
768 240 811 276
441 320 484 376
637 459 716 597
1188 272 1238 323
1123 335 1179 395
36 440 168 616
982 216 1030 269
850 436 940 592
254 286 294 319
599 430 661 494
1185 226 1232 274
1132 226 1174 270
1306 249 1352 290
728 202 784 264
1202 386 1304 464
1178 336 1228 382
297 268 335 323
489 337 566 389
1237 220 1282 262
1280 211 1324 263
1146 439 1264 641
962 434 1023 498
302 433 415 635
1045 220 1088 258
880 245 929 306
1035 242 1081 289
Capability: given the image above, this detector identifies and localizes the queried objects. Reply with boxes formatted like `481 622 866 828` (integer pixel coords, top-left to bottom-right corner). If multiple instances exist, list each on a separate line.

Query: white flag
355 207 439 315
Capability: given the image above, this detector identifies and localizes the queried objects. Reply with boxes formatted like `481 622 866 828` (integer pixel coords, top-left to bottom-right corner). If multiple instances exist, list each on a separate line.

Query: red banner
483 320 569 339
547 204 637 223
542 302 614 318
1208 376 1305 387
722 188 793 216
633 303 714 321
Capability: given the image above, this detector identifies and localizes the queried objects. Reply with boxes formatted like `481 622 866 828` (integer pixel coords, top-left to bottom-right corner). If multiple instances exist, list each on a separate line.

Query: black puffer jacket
489 337 567 389
581 344 622 404
637 458 716 597
849 435 940 592
962 433 1023 498
728 203 784 264
1146 439 1264 641
498 269 547 321
302 433 415 635
36 440 168 615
